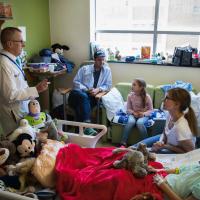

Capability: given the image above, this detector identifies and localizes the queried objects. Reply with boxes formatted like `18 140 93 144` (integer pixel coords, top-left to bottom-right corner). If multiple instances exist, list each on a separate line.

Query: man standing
0 27 49 136
68 50 112 129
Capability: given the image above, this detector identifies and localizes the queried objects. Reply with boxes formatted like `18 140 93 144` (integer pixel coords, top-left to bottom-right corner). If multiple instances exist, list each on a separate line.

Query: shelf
0 17 13 20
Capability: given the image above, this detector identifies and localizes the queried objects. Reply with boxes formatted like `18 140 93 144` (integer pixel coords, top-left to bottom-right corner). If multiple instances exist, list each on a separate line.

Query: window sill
107 60 200 68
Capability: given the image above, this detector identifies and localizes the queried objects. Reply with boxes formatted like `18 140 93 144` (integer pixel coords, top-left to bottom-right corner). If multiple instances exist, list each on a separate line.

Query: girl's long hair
168 88 198 136
134 78 147 108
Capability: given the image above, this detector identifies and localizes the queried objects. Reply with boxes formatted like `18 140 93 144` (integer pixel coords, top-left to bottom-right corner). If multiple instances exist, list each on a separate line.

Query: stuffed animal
24 99 51 130
51 43 69 53
133 143 156 163
13 133 36 158
7 157 35 175
6 158 36 192
0 148 9 176
0 136 36 192
112 143 156 178
0 140 18 165
112 148 148 178
51 43 74 73
24 99 68 143
8 119 36 142
0 148 9 166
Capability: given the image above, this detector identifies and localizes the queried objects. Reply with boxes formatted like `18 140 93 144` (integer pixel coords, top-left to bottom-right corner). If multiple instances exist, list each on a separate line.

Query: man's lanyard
0 53 26 79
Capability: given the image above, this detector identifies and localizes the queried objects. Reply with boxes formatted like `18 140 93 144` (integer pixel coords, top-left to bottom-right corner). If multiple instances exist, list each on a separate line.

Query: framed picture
0 3 13 19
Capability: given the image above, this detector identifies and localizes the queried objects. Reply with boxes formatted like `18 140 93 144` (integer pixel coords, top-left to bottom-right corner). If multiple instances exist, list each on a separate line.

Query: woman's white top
165 115 196 146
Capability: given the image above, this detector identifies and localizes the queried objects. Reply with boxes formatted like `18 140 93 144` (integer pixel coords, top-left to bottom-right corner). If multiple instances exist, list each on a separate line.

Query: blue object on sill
125 56 135 63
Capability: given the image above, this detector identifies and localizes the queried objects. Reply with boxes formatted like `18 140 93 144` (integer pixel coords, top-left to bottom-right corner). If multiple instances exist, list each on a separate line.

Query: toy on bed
0 140 18 165
0 148 10 176
24 99 68 143
0 133 37 192
13 133 36 158
112 143 156 178
7 119 36 142
6 157 36 192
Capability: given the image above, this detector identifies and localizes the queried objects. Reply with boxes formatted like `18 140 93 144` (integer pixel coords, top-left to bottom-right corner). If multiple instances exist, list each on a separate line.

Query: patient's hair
167 88 198 136
133 78 147 108
0 27 21 47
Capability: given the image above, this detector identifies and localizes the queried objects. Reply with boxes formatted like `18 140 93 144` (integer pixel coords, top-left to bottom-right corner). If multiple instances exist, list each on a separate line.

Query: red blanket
55 144 167 200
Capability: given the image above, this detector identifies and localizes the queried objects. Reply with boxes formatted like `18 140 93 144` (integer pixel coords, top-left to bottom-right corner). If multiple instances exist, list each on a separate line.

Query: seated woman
133 87 198 154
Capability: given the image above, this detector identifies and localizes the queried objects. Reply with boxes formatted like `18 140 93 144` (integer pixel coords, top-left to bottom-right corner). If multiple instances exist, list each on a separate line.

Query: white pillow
102 87 125 121
190 91 200 129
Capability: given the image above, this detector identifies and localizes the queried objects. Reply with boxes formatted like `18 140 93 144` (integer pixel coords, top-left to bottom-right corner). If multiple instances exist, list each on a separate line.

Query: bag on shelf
172 46 194 66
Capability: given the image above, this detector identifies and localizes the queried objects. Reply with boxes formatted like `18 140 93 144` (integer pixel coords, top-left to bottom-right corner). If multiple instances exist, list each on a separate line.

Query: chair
58 87 108 124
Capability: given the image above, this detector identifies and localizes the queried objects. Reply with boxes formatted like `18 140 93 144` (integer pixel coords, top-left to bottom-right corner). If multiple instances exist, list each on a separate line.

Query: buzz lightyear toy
24 99 68 142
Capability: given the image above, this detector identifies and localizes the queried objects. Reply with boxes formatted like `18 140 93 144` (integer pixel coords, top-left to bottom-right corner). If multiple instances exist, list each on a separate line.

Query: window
93 0 200 59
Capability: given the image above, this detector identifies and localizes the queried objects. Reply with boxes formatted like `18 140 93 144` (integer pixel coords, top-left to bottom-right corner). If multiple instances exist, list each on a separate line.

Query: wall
109 63 200 91
49 0 91 88
49 0 200 91
1 0 50 58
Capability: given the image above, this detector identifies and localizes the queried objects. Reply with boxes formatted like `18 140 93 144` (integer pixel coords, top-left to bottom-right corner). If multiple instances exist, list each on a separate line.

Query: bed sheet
55 144 167 200
156 148 200 169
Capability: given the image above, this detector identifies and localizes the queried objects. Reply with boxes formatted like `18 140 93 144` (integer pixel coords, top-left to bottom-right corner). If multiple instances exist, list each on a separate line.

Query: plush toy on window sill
24 99 68 143
51 43 75 73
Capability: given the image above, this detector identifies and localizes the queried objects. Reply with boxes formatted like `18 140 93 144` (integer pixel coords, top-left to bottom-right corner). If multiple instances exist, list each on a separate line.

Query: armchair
101 82 166 145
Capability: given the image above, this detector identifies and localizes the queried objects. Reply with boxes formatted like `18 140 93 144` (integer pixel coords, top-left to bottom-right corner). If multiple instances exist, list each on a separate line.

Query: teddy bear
133 143 156 163
112 148 148 178
0 148 10 176
0 140 18 165
112 143 156 178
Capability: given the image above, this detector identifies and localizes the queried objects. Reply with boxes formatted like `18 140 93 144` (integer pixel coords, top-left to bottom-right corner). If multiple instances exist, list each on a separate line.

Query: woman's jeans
121 115 149 143
132 134 175 154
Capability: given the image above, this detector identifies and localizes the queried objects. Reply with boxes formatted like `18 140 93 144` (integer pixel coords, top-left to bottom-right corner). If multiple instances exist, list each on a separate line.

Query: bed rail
56 119 107 148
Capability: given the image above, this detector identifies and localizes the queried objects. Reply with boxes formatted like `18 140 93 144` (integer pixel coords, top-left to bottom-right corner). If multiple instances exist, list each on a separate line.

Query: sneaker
120 142 127 148
35 189 56 200
84 128 97 136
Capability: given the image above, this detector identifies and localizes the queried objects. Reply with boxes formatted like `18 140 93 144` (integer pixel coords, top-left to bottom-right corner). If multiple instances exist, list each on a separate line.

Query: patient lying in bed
154 164 200 200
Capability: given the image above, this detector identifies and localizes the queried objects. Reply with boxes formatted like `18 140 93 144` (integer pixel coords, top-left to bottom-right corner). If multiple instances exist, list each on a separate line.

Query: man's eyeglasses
11 40 25 44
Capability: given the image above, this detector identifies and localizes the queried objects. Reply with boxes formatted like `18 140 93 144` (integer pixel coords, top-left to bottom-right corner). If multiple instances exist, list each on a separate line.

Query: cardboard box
0 3 12 19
